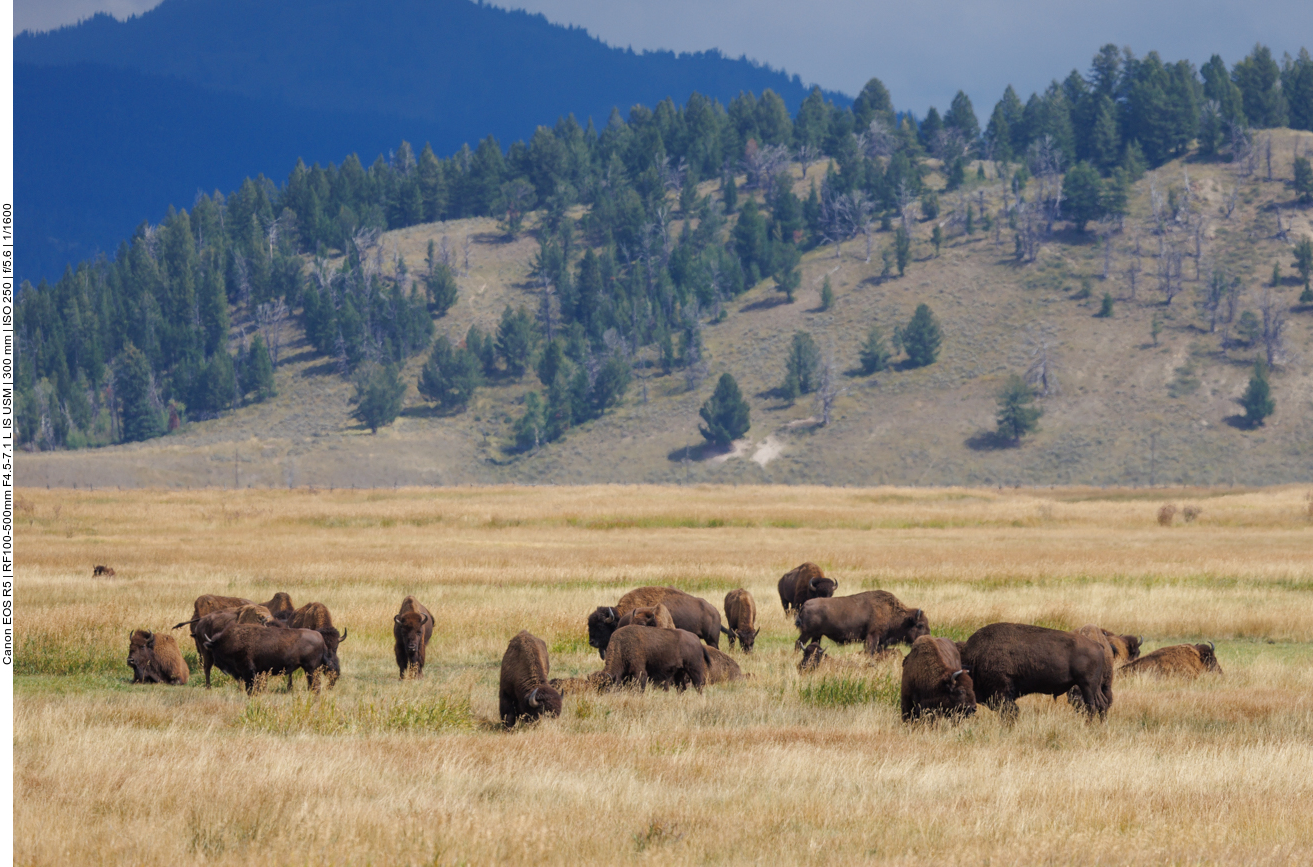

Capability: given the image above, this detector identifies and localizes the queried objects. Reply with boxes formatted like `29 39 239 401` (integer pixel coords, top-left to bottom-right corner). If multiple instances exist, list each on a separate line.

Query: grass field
15 485 1313 865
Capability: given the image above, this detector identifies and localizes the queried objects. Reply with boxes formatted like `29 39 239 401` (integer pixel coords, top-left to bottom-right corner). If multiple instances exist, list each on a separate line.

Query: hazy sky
15 0 1313 115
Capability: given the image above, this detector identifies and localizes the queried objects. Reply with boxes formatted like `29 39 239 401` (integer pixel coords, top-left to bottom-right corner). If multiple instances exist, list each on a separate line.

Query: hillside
14 0 844 282
20 129 1313 488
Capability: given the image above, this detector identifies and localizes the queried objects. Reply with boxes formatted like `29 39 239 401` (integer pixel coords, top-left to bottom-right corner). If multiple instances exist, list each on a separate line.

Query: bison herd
122 560 1223 729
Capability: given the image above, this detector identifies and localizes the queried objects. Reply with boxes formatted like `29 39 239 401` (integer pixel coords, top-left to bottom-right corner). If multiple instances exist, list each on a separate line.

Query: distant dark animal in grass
499 630 563 728
777 562 837 613
93 565 116 577
722 588 760 652
1120 642 1222 679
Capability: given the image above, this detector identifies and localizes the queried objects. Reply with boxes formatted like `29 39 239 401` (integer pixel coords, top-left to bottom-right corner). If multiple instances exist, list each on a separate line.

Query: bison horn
809 577 819 590
420 613 429 626
951 669 964 683
1208 640 1215 652
394 614 403 624
527 688 540 709
339 628 348 643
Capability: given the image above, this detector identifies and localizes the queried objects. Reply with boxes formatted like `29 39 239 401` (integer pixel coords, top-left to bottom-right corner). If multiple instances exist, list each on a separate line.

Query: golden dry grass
15 484 1313 865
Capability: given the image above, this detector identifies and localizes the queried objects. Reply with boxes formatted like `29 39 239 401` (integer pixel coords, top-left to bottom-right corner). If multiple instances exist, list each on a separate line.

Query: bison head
586 607 620 659
941 668 977 717
798 642 827 672
807 575 838 599
394 611 430 667
899 609 931 646
525 685 563 720
736 627 761 654
1196 641 1223 674
127 639 163 684
1122 635 1143 661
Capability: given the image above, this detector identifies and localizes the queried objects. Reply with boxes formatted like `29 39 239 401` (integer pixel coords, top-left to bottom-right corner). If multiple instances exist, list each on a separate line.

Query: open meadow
14 484 1313 865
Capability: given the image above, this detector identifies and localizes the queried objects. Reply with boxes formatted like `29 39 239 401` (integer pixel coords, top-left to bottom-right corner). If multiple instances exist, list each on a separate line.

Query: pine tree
774 245 801 303
894 227 911 277
858 325 891 374
513 391 545 451
699 373 750 446
1293 157 1313 206
722 173 738 215
995 374 1043 443
246 334 276 401
944 91 981 146
351 363 407 433
496 305 536 378
425 242 459 315
417 335 483 411
1063 162 1104 231
931 225 943 256
819 276 834 311
897 304 942 368
1239 360 1276 427
781 331 821 401
1096 292 1115 318
1233 44 1289 129
115 343 163 443
1294 237 1313 299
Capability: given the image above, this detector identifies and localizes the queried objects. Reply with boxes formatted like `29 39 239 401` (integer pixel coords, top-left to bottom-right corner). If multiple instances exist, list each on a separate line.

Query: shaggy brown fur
176 595 252 688
777 562 838 613
234 604 277 625
205 624 336 693
259 592 296 620
901 636 974 721
621 603 676 630
961 623 1110 722
587 587 722 658
393 595 434 679
1121 643 1222 679
794 590 929 654
703 646 745 684
1065 625 1116 714
499 631 563 728
288 602 346 654
126 631 189 685
548 672 610 695
723 588 760 652
600 626 708 692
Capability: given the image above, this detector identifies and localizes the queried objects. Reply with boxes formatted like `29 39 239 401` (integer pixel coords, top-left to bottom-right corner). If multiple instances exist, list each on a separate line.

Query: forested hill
14 0 842 283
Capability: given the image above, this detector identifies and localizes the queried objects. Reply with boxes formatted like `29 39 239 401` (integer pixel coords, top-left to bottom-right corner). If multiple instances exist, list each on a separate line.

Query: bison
1121 642 1222 679
600 626 709 692
499 631 563 728
234 604 278 625
175 595 252 687
703 646 745 684
1064 625 1145 711
204 624 338 693
260 592 296 620
798 641 828 673
960 622 1110 722
794 591 929 654
126 630 189 684
901 636 975 722
777 562 838 613
587 587 722 658
93 565 116 577
288 601 347 656
393 595 434 679
722 588 760 652
622 604 676 630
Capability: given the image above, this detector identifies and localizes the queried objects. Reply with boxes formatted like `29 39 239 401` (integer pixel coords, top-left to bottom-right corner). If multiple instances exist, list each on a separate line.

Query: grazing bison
703 646 745 684
1121 642 1222 679
393 595 434 679
960 623 1109 722
587 587 722 658
205 624 337 693
798 642 828 673
722 589 760 653
794 591 929 654
93 565 116 577
901 636 975 722
600 626 709 692
622 604 676 630
499 631 563 728
127 630 189 684
288 602 347 656
260 592 296 621
176 595 252 687
777 562 838 613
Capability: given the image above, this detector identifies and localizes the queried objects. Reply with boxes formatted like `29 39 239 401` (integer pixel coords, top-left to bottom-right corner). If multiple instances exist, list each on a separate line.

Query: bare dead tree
861 118 896 159
1098 224 1115 279
1126 236 1142 301
1259 287 1289 366
814 355 844 426
231 254 251 307
742 141 790 191
1265 135 1274 182
1192 216 1207 281
819 185 852 259
1026 135 1065 233
932 128 970 164
1023 323 1062 397
797 143 821 178
255 298 289 366
1274 205 1289 241
894 181 917 232
1222 186 1240 219
462 234 472 276
846 191 876 263
537 273 556 343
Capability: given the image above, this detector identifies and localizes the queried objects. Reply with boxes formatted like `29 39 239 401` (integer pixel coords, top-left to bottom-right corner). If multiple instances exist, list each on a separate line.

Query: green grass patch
16 637 123 677
798 672 899 708
237 692 474 736
551 633 592 655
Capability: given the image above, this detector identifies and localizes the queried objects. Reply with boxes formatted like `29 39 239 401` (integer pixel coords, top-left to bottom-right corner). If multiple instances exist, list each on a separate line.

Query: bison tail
719 626 731 636
172 618 199 630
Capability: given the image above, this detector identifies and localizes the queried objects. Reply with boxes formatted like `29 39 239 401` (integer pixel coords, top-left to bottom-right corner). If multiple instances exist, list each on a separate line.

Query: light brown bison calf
723 588 760 652
1121 642 1222 679
500 631 563 728
393 595 434 679
901 635 975 722
126 630 189 684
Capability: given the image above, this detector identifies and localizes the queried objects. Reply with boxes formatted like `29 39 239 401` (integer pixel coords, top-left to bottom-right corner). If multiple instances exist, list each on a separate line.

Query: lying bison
587 587 722 658
288 601 347 656
960 623 1109 721
127 630 189 684
703 645 745 684
601 626 708 692
794 591 929 654
204 624 338 693
393 596 434 679
901 636 974 722
499 631 563 728
549 672 610 696
777 562 838 613
1121 642 1222 679
722 588 760 652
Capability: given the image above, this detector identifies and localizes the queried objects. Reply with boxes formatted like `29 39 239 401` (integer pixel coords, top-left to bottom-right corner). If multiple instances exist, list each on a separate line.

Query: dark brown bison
600 626 709 692
587 587 722 658
175 595 253 687
1121 642 1222 679
499 631 563 728
777 562 838 613
393 595 434 679
260 592 296 620
204 624 338 693
703 646 745 684
722 588 760 652
798 641 829 673
621 603 676 630
960 623 1110 721
901 636 975 722
93 565 116 577
126 630 189 684
794 591 929 654
288 602 347 655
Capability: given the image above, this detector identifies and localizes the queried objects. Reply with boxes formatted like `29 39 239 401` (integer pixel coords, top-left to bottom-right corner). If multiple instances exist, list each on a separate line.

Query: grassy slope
19 131 1313 487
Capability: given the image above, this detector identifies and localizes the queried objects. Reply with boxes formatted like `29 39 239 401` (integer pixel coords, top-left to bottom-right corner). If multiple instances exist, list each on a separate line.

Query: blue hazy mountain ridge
15 0 847 282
